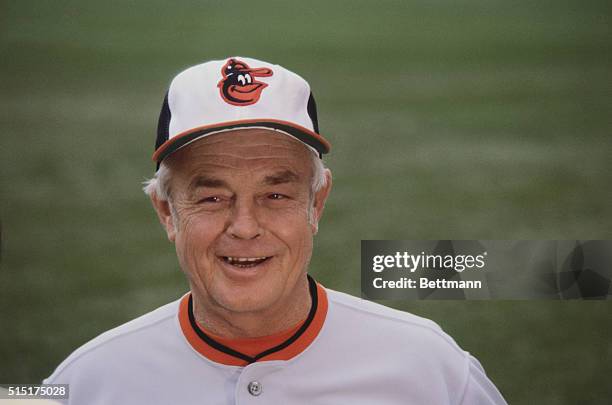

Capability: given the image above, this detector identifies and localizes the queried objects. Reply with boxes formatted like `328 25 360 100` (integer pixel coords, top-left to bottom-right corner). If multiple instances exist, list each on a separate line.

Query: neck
190 275 312 339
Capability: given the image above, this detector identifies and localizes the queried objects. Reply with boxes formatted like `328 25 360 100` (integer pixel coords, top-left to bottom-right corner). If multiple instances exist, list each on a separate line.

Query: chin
216 290 277 314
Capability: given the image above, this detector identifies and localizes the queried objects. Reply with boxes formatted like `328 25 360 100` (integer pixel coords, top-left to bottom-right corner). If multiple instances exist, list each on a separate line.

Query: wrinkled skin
150 129 332 338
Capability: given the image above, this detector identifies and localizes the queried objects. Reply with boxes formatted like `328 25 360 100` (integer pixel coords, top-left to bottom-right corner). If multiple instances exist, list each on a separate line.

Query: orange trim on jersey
178 281 328 367
151 118 331 162
203 318 304 358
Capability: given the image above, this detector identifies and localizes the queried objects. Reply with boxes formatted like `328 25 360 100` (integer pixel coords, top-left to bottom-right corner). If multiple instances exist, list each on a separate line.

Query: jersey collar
178 275 328 366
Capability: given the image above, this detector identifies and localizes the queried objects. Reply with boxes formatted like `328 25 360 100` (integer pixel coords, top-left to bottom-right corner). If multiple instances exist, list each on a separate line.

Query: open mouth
221 256 271 268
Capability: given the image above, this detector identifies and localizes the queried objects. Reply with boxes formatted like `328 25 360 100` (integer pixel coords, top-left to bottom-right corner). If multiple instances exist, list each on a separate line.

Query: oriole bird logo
217 58 273 106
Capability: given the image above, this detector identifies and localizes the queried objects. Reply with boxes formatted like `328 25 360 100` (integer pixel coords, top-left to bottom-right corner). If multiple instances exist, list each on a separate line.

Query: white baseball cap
152 56 331 166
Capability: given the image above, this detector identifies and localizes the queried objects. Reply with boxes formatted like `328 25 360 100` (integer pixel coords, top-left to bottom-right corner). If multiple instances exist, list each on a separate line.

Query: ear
311 169 333 234
150 192 177 242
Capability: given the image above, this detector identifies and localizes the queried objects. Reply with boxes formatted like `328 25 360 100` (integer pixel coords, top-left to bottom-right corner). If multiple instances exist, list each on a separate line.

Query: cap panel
168 58 315 138
307 92 319 133
249 66 314 131
167 62 228 138
155 92 171 151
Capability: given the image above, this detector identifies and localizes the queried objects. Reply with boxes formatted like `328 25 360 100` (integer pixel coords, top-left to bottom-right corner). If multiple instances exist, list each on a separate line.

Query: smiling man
44 57 506 404
154 129 329 345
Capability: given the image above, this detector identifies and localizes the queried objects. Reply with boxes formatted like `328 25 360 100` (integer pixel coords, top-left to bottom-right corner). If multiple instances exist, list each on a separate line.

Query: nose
226 200 262 240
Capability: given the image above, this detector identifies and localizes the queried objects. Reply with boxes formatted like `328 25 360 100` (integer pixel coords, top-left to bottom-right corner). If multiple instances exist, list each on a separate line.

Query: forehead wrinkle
183 160 305 185
168 132 315 189
187 143 309 161
183 156 302 174
170 130 314 167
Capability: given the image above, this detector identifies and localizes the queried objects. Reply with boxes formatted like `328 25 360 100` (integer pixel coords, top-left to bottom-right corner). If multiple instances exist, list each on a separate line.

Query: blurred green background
1 0 611 403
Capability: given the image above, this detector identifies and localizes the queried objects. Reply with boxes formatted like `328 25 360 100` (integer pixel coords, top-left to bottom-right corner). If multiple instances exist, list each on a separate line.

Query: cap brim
152 119 331 163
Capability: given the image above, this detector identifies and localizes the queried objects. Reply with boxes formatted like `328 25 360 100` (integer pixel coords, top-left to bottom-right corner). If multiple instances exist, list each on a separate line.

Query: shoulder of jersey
325 288 466 355
44 297 182 383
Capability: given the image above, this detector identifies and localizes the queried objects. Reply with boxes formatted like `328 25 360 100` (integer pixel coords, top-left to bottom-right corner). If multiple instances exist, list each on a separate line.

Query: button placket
236 362 285 402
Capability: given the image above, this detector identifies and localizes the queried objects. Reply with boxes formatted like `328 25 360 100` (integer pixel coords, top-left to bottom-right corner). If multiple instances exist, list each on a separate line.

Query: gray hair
142 163 173 202
143 151 328 222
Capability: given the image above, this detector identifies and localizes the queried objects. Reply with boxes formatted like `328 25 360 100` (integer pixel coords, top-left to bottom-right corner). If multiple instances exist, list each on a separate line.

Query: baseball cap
153 56 331 166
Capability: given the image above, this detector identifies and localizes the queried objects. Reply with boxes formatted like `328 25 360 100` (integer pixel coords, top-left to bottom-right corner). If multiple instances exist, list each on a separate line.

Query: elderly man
44 57 507 404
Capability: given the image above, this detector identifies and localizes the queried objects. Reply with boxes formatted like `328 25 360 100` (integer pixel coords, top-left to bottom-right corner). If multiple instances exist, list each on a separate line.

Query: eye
238 74 246 85
268 193 286 200
245 73 252 84
199 196 222 204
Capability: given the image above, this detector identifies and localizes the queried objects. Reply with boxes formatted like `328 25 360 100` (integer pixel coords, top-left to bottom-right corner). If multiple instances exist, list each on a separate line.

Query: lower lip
217 256 272 280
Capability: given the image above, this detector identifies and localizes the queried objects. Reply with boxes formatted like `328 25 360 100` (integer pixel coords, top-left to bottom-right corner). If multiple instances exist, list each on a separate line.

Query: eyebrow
263 170 300 185
189 175 229 190
188 169 300 191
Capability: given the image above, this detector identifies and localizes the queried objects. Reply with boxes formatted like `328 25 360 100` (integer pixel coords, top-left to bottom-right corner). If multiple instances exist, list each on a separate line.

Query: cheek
266 209 314 259
174 212 224 269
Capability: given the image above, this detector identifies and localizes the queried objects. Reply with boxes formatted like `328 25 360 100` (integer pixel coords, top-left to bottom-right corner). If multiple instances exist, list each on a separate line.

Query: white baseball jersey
44 278 507 404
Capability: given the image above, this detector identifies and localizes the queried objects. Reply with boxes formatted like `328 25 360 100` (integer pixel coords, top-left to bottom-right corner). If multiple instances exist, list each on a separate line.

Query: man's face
154 129 330 315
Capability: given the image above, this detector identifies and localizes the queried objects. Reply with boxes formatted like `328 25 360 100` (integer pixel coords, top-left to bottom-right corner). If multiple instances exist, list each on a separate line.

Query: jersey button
247 381 262 396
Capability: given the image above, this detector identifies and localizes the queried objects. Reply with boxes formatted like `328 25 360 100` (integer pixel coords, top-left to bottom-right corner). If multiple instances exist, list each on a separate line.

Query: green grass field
1 1 611 403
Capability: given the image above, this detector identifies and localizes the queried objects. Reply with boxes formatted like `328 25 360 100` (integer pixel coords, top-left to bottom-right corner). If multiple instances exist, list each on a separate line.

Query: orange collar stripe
178 280 328 366
202 319 305 358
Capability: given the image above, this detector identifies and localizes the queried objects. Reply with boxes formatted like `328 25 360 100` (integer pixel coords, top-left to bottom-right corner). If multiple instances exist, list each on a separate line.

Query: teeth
225 256 267 262
223 256 268 268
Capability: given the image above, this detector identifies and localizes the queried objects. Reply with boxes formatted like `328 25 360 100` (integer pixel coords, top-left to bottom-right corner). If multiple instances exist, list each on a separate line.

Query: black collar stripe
187 275 319 365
